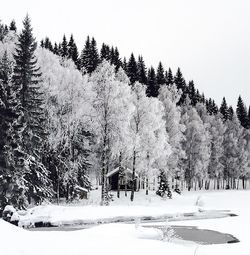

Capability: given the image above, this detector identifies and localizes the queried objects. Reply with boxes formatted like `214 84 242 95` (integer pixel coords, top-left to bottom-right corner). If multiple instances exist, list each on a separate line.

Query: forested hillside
0 16 249 211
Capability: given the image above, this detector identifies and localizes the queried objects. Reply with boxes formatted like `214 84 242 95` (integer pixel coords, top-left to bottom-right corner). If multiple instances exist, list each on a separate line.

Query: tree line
0 17 250 211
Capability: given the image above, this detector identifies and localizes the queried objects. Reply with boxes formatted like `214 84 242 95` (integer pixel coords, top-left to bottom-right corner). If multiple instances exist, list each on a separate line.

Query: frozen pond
28 223 240 245
143 225 240 245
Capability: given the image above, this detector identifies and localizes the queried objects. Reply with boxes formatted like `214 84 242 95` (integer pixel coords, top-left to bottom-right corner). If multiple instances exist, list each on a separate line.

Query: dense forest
0 16 250 211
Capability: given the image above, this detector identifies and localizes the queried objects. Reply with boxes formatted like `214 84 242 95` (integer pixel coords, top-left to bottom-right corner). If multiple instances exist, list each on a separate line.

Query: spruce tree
248 106 250 127
146 67 158 97
236 96 249 129
90 37 99 71
44 37 53 52
137 55 147 85
126 53 138 84
174 68 186 104
156 62 165 86
166 68 174 86
188 80 197 106
68 34 79 68
211 100 218 115
13 15 52 204
156 170 172 198
122 57 127 73
40 39 44 48
60 35 68 58
100 43 110 61
228 106 234 121
0 51 27 210
53 42 59 55
0 21 8 41
220 97 229 121
113 47 122 71
80 36 99 73
9 20 17 32
109 46 115 65
174 68 186 90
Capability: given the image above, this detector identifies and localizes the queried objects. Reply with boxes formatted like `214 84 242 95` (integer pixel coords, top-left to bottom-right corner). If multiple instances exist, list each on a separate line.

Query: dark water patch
144 225 240 245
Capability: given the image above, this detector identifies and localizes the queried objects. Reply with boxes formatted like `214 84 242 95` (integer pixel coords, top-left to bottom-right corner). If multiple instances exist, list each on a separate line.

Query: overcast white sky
1 0 250 108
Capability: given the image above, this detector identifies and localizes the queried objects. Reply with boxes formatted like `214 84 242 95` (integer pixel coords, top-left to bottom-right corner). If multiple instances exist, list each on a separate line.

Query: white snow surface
18 190 198 227
1 189 250 254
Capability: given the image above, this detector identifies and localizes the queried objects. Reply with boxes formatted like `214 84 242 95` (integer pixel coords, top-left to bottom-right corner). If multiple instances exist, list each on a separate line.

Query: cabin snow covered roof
106 167 138 178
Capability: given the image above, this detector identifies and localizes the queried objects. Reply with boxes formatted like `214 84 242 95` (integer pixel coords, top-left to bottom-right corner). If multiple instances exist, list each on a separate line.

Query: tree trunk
117 152 122 198
56 166 60 205
146 177 149 195
130 149 136 201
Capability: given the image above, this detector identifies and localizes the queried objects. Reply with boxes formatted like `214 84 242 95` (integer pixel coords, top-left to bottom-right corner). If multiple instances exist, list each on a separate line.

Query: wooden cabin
107 167 139 191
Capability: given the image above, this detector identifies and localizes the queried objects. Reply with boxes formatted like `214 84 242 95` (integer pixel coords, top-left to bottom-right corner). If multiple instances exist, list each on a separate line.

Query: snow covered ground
17 189 234 227
1 189 250 254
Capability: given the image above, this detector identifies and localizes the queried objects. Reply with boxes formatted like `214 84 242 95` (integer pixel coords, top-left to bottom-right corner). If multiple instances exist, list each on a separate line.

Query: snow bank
0 219 194 255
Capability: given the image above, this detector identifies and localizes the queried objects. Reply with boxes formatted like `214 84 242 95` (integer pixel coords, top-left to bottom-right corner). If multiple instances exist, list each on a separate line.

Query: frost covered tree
130 82 170 200
207 114 226 189
222 115 242 189
37 48 93 201
182 101 210 190
158 85 185 189
89 61 133 205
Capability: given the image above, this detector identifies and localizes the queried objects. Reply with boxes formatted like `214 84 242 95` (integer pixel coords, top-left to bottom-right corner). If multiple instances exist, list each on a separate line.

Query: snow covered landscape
2 189 250 255
1 0 250 254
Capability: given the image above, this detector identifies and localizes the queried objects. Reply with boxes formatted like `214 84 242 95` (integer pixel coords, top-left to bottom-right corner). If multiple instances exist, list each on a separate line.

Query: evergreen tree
220 97 229 121
80 36 99 73
113 47 122 71
40 39 44 48
156 170 172 198
137 55 147 85
60 35 68 58
13 15 52 204
146 66 158 97
0 21 8 41
126 53 138 84
166 68 174 86
44 37 53 51
174 68 186 90
68 34 79 68
100 43 110 61
90 37 99 71
122 57 127 73
174 68 186 104
9 20 17 32
211 100 218 115
188 80 197 106
228 106 234 121
109 46 115 64
236 96 249 129
248 106 250 127
156 62 165 86
53 42 59 55
0 51 27 210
